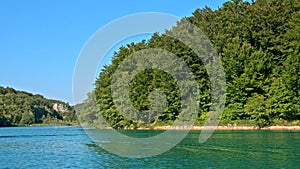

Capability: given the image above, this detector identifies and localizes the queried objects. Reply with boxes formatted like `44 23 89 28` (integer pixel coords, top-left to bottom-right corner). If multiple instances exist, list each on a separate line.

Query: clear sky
0 0 228 104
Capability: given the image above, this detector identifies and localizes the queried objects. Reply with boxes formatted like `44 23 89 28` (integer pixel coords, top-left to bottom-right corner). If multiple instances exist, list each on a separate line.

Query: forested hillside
79 0 299 128
0 86 77 127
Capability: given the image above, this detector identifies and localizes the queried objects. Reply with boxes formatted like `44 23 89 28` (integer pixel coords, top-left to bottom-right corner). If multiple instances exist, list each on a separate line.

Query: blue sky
0 0 228 104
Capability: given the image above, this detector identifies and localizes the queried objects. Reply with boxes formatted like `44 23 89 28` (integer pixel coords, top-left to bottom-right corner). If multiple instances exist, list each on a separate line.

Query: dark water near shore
0 126 299 169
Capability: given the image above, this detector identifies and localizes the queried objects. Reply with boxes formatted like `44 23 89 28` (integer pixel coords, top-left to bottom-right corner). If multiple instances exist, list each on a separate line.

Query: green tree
20 111 35 125
245 93 270 127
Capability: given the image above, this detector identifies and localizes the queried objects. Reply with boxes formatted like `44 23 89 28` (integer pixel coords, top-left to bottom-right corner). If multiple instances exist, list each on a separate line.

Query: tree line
75 0 300 128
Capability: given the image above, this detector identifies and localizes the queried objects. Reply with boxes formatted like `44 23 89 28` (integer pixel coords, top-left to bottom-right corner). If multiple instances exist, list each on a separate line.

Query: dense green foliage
0 86 77 127
80 0 299 128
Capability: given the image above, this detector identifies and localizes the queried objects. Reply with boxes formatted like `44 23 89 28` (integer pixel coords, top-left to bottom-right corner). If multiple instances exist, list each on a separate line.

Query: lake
0 126 299 169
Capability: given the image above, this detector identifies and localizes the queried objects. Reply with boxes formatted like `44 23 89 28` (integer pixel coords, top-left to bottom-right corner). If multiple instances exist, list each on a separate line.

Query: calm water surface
0 126 299 169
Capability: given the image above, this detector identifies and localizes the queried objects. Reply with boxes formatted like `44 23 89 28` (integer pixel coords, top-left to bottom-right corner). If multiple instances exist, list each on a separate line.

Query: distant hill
0 86 77 127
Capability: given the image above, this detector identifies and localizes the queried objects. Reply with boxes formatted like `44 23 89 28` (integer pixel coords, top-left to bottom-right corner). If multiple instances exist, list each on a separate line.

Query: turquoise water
0 126 299 169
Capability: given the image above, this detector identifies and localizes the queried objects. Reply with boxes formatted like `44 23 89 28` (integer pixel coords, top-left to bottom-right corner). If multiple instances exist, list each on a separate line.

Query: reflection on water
0 126 299 169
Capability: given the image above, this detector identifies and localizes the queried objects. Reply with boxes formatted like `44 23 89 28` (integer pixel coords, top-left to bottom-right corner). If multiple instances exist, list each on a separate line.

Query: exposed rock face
52 103 69 113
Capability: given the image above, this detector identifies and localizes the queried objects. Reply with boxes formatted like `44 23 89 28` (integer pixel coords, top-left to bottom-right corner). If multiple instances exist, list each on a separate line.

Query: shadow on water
86 130 300 169
117 129 165 138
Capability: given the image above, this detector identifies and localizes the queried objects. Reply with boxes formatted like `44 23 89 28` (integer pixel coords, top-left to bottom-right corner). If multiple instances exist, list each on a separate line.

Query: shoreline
2 125 300 131
138 125 300 131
